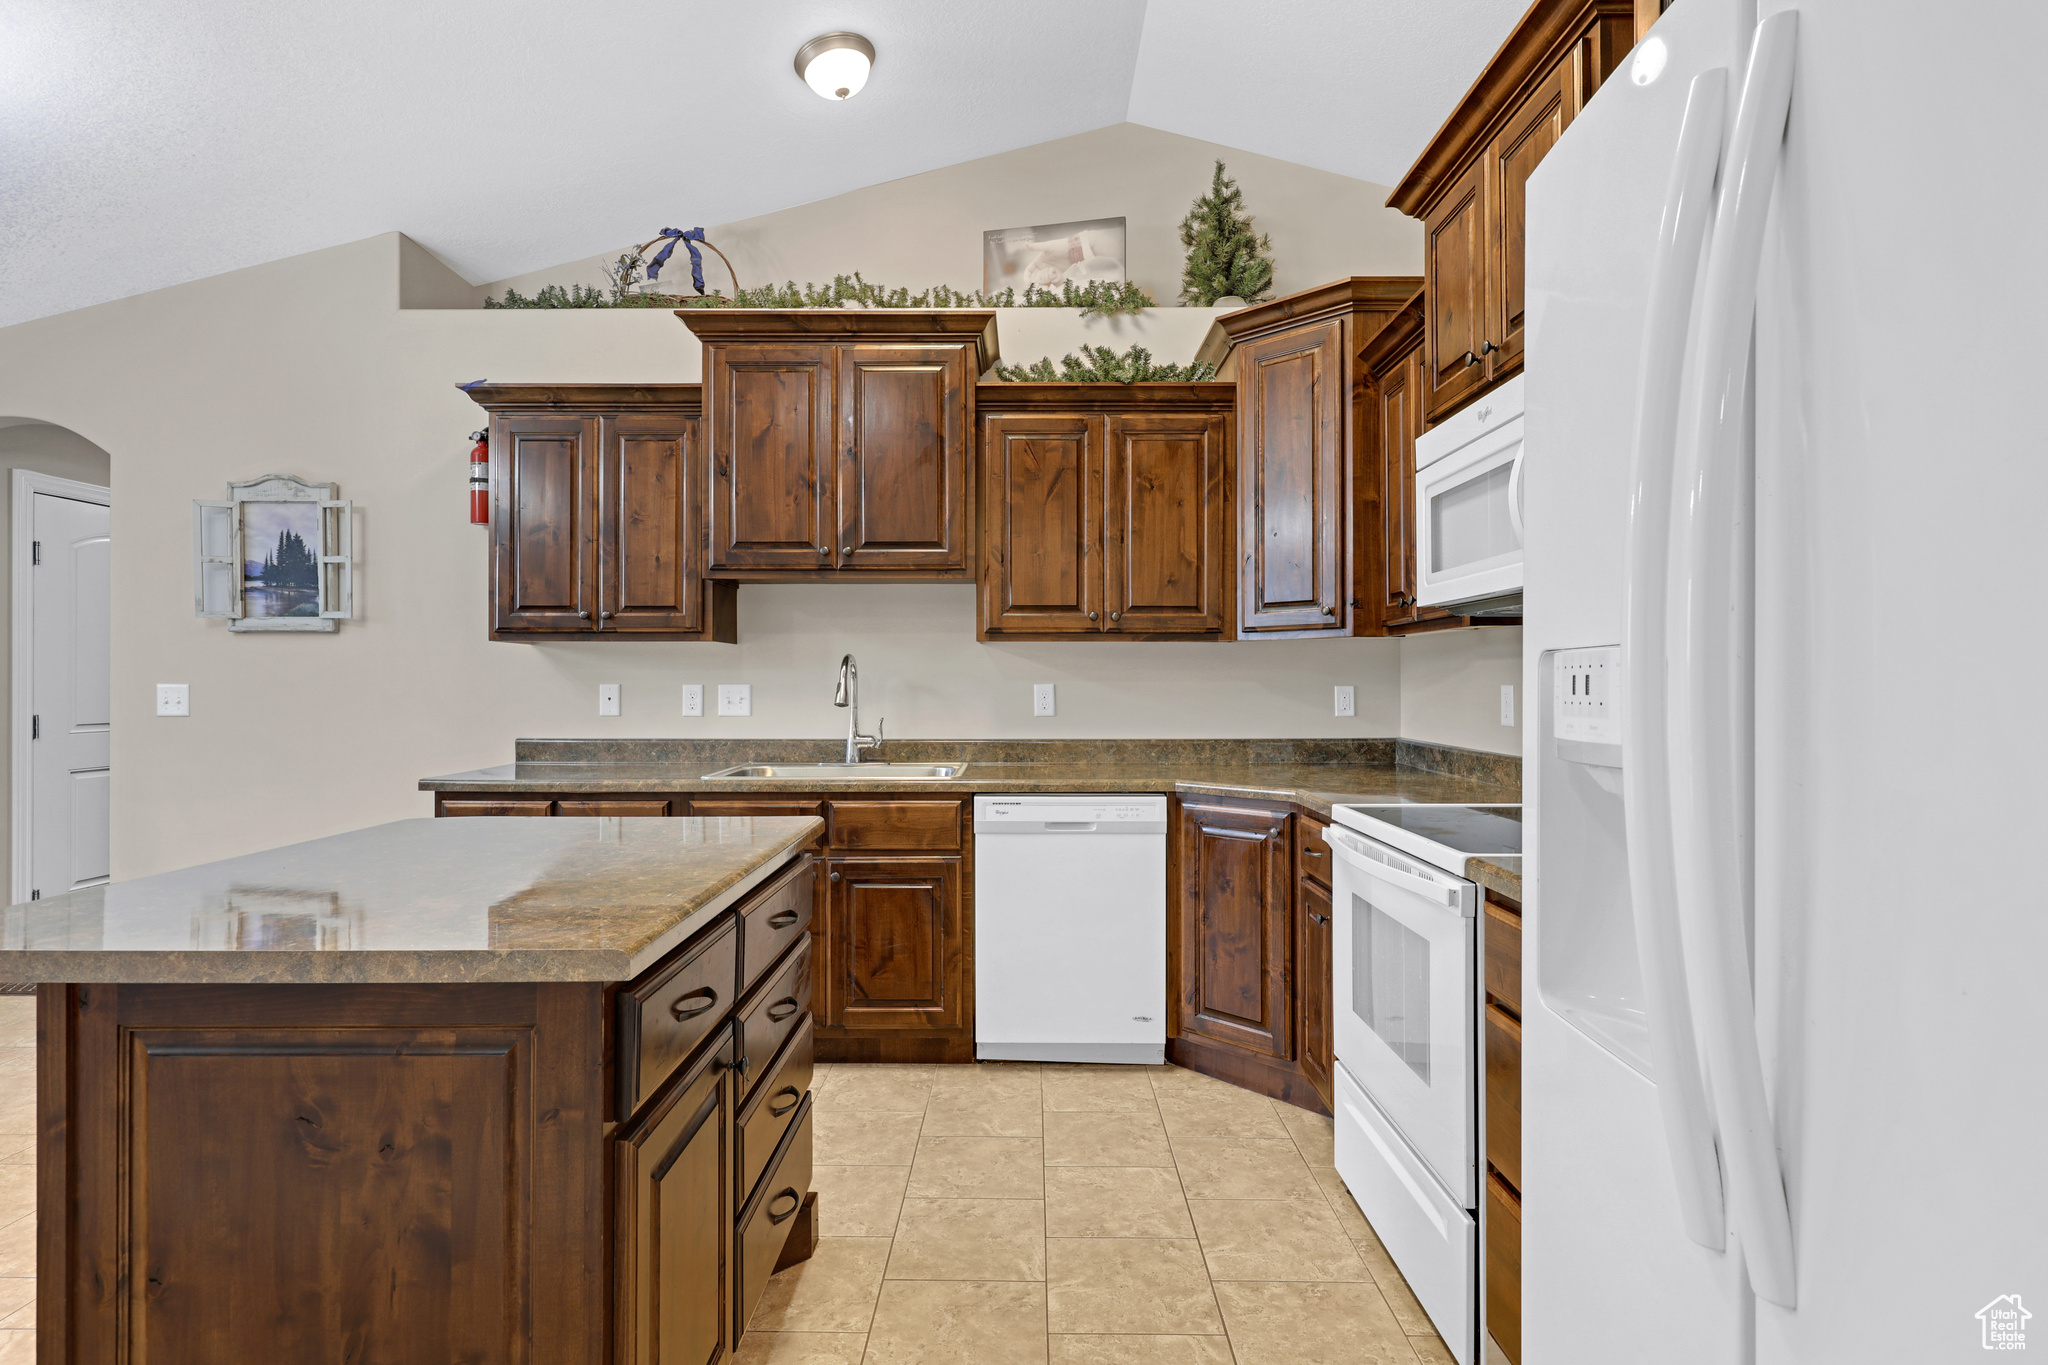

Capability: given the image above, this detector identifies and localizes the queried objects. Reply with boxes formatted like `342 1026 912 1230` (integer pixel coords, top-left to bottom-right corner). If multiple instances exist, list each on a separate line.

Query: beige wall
0 423 114 874
1399 627 1524 756
479 123 1422 321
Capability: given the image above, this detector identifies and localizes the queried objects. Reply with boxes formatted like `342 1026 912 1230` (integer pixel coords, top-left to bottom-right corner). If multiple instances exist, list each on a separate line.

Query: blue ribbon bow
646 227 707 293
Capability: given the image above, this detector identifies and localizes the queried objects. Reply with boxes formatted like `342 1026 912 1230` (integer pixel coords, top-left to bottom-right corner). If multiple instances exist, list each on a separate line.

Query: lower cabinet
826 856 965 1032
1296 875 1334 1107
1484 889 1524 1362
1176 799 1294 1061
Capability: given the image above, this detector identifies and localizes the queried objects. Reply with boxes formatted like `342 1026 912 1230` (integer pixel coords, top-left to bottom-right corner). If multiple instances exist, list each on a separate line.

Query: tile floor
0 1002 1460 1365
749 1057 1457 1364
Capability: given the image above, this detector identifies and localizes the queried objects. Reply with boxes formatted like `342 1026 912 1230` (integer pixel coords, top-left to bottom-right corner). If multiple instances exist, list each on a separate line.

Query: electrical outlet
598 683 620 717
1553 646 1621 744
1033 683 1056 717
156 683 189 717
1334 685 1355 717
1501 684 1516 727
717 684 751 717
681 684 703 717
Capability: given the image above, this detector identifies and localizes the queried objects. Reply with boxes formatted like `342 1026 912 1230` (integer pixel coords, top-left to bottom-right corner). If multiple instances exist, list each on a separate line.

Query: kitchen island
0 814 824 1365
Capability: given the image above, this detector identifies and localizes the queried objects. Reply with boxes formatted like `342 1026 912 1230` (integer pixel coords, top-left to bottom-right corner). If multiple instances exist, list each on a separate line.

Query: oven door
1414 412 1524 610
1329 826 1477 1206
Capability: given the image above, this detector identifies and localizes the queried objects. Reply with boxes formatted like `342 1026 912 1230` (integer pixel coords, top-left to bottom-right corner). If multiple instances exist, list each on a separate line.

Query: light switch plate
1033 683 1056 717
598 683 621 717
718 684 751 717
1334 685 1355 717
681 684 703 717
1501 684 1516 727
156 683 189 717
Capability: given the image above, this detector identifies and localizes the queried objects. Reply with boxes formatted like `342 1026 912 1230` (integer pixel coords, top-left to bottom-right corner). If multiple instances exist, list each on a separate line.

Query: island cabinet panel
736 1099 815 1339
836 345 971 570
825 856 965 1033
709 346 837 570
1103 412 1230 634
616 1027 739 1365
469 385 736 642
617 916 741 1117
42 981 607 1365
1176 800 1294 1060
979 414 1101 635
737 1017 814 1208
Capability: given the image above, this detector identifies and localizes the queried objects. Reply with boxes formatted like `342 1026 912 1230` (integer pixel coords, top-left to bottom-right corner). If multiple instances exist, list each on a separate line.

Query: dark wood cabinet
826 856 964 1033
469 385 736 642
1296 875 1334 1108
684 311 996 580
1215 279 1422 639
1176 799 1294 1059
977 384 1234 640
1483 890 1524 1363
1389 0 1636 423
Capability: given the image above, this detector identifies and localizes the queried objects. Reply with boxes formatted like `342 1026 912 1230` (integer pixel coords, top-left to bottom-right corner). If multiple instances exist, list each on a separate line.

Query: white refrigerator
1521 1 2048 1362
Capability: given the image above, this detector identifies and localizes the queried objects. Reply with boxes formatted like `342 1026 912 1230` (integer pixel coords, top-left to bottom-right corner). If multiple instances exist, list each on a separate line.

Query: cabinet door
1297 876 1334 1106
1485 49 1578 381
1376 339 1424 626
979 414 1103 635
826 856 964 1032
599 413 704 633
1424 158 1489 421
1177 801 1293 1058
1237 323 1344 634
836 345 971 571
615 1029 737 1365
492 414 597 633
1105 412 1228 635
707 345 836 570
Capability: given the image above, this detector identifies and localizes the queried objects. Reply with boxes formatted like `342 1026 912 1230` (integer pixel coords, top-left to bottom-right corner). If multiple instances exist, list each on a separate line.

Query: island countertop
0 814 821 985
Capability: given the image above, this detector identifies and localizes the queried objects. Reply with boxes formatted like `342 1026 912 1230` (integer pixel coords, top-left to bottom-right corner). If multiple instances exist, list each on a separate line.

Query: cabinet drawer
736 1016 813 1209
827 800 961 851
1297 816 1333 887
618 916 740 1117
1485 1001 1522 1193
439 798 553 817
691 798 826 822
1486 1169 1522 1364
1484 899 1522 1014
737 1098 814 1339
556 799 672 817
735 936 812 1101
742 856 817 991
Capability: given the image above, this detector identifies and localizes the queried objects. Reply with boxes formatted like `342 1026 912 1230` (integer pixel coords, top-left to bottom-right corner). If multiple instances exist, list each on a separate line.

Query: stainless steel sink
702 762 968 781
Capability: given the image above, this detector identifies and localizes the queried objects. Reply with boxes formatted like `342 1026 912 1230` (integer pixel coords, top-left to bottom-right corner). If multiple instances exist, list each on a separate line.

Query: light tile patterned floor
0 1002 1459 1365
750 1058 1457 1365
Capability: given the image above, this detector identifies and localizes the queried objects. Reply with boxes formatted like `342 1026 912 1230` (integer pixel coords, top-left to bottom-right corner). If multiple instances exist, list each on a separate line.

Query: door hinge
30 715 38 740
31 541 40 566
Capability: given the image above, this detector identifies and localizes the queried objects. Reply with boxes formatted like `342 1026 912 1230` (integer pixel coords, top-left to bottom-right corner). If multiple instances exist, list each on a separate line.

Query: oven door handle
1327 830 1472 915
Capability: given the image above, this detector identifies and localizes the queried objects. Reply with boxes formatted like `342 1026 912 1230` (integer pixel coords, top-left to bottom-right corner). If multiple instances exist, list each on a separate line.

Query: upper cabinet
682 311 997 580
1388 0 1638 423
1214 278 1423 639
468 385 736 642
977 384 1234 641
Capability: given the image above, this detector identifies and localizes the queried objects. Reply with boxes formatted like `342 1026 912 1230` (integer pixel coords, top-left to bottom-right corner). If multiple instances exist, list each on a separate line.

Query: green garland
993 343 1216 384
487 266 1154 319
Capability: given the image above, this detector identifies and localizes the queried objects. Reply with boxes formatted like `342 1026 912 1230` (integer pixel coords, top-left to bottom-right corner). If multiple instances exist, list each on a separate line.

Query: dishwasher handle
1044 821 1098 832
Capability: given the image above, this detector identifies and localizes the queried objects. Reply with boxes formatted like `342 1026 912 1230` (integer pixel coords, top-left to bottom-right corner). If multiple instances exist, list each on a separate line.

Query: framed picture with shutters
193 474 354 633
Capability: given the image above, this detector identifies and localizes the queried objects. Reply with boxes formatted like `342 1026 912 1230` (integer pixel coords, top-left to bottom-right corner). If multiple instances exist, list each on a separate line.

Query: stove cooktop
1328 803 1523 874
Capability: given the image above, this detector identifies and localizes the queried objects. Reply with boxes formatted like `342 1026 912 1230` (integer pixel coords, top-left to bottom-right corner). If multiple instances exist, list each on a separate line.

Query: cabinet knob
1481 340 1500 357
577 610 591 619
1309 912 1330 926
1462 351 1482 368
841 546 852 556
1109 611 1121 622
1321 605 1335 617
818 546 830 555
1088 611 1099 621
599 610 613 620
829 871 841 882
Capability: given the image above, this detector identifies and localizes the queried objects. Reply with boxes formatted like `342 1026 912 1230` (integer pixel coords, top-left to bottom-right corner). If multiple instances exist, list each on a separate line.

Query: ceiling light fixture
795 32 875 101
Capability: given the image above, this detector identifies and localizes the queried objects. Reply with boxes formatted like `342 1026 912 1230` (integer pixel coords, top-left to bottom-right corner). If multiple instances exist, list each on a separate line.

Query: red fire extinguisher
469 430 489 524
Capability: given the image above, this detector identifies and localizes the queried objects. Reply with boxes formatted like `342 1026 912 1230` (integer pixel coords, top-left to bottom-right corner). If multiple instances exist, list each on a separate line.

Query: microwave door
1329 829 1478 1205
1416 416 1526 608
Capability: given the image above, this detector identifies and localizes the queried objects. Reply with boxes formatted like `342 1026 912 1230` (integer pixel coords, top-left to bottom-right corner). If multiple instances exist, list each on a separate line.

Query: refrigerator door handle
1507 447 1527 542
1674 10 1801 1310
1622 63 1732 1255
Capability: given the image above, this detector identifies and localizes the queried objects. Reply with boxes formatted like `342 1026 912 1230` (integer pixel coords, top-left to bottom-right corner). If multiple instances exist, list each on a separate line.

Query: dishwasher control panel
973 795 1169 833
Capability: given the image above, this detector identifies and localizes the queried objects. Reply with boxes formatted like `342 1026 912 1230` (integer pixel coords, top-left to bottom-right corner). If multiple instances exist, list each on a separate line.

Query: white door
28 491 111 898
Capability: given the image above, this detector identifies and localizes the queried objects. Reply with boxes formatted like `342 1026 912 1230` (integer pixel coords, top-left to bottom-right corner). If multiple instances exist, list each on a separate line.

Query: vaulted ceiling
0 0 1526 329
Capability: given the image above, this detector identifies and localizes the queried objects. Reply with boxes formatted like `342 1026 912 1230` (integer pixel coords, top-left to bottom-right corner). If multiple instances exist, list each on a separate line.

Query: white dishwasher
973 794 1168 1063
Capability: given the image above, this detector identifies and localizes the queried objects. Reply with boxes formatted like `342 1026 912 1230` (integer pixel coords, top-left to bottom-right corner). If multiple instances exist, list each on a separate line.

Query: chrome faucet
833 654 882 764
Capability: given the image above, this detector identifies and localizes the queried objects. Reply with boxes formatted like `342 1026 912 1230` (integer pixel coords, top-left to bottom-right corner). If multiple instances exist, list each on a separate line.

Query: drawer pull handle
768 1085 801 1117
669 988 718 1020
1309 912 1330 926
1303 848 1324 858
766 997 801 1023
767 909 802 929
766 1188 801 1224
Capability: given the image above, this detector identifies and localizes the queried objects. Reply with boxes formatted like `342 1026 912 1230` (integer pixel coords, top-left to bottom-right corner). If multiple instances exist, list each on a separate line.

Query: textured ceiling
0 0 1530 330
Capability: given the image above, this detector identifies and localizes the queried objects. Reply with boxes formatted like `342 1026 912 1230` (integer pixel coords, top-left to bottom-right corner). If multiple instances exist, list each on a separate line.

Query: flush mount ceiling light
795 32 875 101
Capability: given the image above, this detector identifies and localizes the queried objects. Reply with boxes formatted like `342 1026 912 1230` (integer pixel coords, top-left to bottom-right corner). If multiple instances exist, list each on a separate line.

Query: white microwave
1415 375 1524 615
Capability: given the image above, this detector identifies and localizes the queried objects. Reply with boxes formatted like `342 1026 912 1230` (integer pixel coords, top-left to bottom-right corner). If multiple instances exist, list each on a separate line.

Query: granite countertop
1468 856 1523 904
0 815 821 985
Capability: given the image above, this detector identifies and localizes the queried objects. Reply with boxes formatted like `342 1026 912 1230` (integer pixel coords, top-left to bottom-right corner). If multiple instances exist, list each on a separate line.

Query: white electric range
1325 802 1521 1365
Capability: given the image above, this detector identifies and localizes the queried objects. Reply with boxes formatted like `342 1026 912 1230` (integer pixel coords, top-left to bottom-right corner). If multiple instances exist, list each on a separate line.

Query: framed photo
193 475 354 633
983 217 1127 294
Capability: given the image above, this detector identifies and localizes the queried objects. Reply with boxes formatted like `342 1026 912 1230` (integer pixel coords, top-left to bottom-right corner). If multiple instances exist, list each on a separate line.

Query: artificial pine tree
1178 160 1276 306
